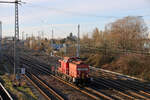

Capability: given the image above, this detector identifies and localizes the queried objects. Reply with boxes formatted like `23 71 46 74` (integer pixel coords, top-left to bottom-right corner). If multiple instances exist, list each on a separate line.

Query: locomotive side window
77 68 88 71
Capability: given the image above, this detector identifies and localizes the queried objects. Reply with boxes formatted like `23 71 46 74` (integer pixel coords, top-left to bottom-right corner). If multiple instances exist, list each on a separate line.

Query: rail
0 83 13 100
89 66 144 81
21 57 112 100
24 73 64 100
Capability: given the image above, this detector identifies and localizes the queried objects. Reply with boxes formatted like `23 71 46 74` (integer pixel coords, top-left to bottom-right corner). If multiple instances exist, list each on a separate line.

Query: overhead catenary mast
50 28 54 56
14 0 19 77
0 0 23 78
77 24 80 57
51 29 54 47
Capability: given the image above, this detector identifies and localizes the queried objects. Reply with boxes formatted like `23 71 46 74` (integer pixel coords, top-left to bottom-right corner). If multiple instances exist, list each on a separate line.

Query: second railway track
25 72 64 100
6 54 150 100
91 69 150 99
21 56 115 100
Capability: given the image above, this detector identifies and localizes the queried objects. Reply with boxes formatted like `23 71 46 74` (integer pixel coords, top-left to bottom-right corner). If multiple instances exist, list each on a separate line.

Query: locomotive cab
71 60 91 85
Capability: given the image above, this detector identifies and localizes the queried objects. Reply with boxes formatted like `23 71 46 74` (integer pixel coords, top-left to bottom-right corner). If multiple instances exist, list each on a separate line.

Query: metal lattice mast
51 29 53 47
0 0 23 77
15 0 19 40
14 0 20 77
77 24 80 57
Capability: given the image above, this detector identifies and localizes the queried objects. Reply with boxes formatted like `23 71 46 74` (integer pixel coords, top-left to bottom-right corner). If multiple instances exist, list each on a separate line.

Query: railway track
90 80 136 100
0 83 13 100
22 56 127 100
94 77 146 99
5 54 64 100
91 70 150 99
20 56 115 100
6 54 150 100
30 56 150 100
21 55 150 100
50 74 113 100
25 73 64 100
24 73 52 100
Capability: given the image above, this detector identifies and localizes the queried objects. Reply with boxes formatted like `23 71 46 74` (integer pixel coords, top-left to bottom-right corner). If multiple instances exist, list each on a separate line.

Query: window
77 68 88 71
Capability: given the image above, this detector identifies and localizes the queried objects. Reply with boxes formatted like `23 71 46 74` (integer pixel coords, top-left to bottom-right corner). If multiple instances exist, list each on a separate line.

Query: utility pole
50 29 54 56
14 0 19 78
0 0 23 78
22 31 24 40
26 34 28 40
51 29 54 48
77 24 80 57
41 31 44 39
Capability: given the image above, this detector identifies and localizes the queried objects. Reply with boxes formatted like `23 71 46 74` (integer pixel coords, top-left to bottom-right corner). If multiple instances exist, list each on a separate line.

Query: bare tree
105 16 148 51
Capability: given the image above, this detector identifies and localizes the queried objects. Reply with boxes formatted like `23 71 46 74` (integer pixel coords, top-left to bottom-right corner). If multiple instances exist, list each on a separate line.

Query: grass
0 56 37 100
0 74 37 100
17 86 37 99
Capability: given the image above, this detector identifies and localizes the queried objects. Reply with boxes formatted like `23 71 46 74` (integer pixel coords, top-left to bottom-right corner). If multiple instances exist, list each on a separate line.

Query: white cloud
24 0 50 2
1 0 150 38
46 0 150 14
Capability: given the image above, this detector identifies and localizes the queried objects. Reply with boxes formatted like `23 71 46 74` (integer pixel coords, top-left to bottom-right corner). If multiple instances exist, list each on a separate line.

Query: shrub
101 54 150 80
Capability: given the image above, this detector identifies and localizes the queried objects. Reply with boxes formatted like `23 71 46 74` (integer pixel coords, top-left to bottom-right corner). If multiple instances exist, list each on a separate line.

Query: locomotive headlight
86 74 89 77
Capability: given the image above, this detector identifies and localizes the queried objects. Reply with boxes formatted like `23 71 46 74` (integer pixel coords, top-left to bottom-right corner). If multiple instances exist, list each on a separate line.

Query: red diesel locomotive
54 57 91 85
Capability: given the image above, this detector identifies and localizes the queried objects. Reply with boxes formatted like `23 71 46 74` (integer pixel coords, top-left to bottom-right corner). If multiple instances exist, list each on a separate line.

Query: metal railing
0 83 13 100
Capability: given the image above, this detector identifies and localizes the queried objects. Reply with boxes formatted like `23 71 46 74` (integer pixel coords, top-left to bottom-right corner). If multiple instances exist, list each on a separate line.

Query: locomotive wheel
66 77 69 81
55 71 58 76
63 75 67 80
75 82 79 86
59 73 62 78
69 77 72 82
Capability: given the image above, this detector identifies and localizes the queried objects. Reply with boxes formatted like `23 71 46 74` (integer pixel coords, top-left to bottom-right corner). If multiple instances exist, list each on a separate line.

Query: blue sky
0 0 150 38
